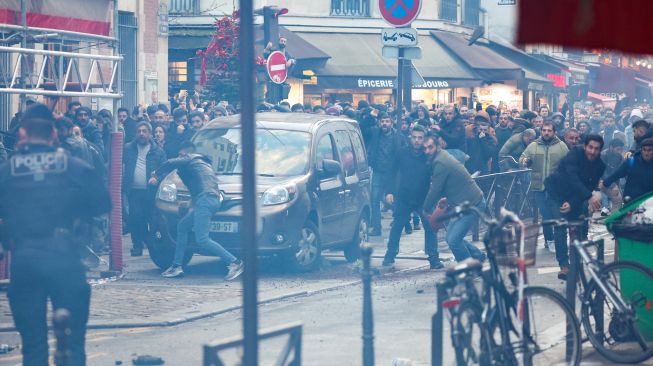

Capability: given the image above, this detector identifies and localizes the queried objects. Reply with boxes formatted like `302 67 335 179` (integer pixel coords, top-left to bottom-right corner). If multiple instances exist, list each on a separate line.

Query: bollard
361 243 375 366
432 282 445 366
54 308 71 366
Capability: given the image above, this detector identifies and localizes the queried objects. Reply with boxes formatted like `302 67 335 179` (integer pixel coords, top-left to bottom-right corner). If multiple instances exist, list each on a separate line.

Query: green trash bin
605 192 653 340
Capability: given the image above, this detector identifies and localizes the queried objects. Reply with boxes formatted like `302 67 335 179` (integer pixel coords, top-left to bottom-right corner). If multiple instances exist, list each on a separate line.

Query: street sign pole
239 0 259 365
403 58 413 113
396 47 404 127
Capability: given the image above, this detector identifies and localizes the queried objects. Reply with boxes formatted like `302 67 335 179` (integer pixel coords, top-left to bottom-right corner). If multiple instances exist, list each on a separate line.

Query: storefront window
372 94 392 105
304 94 323 106
169 61 188 82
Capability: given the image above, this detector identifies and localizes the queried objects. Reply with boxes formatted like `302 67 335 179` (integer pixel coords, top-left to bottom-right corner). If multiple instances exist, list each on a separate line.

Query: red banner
517 0 653 55
0 0 111 36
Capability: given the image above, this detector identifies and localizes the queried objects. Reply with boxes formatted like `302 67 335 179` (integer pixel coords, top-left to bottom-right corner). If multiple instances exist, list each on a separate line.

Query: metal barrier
203 322 302 366
472 169 533 241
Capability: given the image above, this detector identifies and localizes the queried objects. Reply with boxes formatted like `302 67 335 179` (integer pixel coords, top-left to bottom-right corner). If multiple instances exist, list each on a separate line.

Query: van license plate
210 221 239 233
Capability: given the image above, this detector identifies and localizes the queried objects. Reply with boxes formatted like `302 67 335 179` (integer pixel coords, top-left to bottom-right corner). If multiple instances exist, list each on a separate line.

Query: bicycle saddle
445 258 483 277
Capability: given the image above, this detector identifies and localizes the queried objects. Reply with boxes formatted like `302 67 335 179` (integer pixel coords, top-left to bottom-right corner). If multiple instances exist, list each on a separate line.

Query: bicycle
544 218 653 364
438 203 582 366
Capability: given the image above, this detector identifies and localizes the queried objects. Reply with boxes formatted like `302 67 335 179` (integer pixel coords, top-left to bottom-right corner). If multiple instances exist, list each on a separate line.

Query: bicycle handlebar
541 216 605 227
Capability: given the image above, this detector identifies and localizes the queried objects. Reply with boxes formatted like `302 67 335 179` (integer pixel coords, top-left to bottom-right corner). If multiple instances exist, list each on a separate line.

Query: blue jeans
533 191 553 241
371 170 389 231
445 200 486 261
172 193 237 266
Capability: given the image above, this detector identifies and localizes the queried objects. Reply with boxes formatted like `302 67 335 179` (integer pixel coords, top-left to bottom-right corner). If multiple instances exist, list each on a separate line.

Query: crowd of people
4 95 653 281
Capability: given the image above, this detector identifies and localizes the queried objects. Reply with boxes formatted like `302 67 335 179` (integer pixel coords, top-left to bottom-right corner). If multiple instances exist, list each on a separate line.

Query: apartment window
169 61 188 82
463 0 480 26
331 0 370 17
169 0 199 15
440 0 457 22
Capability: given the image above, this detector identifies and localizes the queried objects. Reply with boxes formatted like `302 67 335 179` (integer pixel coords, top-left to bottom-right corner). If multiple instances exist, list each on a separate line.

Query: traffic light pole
240 1 259 365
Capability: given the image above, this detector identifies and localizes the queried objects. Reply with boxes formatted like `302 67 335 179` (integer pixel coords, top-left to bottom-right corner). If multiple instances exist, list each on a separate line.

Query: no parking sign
378 0 422 27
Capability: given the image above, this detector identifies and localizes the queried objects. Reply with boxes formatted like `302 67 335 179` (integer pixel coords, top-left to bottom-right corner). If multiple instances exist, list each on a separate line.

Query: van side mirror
320 159 341 178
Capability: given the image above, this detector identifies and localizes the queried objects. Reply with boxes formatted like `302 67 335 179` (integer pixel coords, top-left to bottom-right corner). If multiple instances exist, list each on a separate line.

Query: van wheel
148 233 193 270
344 214 368 262
287 221 321 272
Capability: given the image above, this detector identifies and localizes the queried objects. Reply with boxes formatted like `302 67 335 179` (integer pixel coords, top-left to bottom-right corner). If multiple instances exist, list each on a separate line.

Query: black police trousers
8 245 90 366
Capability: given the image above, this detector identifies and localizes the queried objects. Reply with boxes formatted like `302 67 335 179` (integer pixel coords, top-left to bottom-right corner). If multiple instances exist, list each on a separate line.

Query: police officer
0 103 111 366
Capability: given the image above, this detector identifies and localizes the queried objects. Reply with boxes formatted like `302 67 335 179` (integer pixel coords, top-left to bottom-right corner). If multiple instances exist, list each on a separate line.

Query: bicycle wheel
518 286 582 366
452 304 484 366
581 260 653 364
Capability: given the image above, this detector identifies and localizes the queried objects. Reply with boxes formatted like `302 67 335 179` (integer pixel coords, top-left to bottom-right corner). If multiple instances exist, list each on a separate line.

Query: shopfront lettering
357 78 395 88
414 80 450 89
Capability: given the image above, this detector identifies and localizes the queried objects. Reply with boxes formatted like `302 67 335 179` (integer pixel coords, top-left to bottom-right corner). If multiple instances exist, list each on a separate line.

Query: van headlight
262 185 296 206
158 183 177 202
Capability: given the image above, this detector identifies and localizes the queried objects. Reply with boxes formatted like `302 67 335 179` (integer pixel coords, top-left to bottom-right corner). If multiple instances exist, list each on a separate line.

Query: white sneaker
225 260 244 281
600 207 610 217
545 240 556 253
162 265 184 278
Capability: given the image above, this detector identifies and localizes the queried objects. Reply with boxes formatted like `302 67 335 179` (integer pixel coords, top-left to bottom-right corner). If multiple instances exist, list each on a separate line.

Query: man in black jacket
74 107 104 155
165 108 194 158
545 135 605 279
433 104 466 163
365 111 405 236
123 121 166 256
118 107 138 143
151 142 243 280
382 126 442 269
602 137 653 202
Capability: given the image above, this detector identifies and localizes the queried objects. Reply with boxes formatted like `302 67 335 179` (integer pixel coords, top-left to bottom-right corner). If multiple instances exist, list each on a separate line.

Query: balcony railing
331 0 371 17
169 0 200 16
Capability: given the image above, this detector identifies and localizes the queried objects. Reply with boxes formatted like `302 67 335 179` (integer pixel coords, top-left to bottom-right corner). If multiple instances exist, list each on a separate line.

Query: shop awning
295 32 481 89
589 63 637 97
430 30 523 82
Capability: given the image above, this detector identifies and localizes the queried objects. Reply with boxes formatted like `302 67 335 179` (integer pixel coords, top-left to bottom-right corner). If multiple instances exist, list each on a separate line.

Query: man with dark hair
150 142 244 280
74 107 104 155
422 133 486 263
599 138 625 215
602 137 653 202
366 111 405 236
630 119 653 153
383 125 443 269
165 107 193 158
189 111 205 132
118 107 137 143
291 103 304 113
123 121 166 256
545 134 605 279
66 101 82 119
0 103 111 366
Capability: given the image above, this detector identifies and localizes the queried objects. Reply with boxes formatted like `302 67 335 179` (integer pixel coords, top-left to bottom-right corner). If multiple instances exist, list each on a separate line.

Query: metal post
19 0 27 109
432 282 445 366
565 242 578 361
53 309 71 366
396 48 404 126
596 239 605 342
361 244 375 366
403 60 412 113
239 1 259 366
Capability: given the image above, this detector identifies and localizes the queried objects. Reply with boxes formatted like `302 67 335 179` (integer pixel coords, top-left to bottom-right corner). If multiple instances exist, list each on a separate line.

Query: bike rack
565 238 605 360
202 322 302 366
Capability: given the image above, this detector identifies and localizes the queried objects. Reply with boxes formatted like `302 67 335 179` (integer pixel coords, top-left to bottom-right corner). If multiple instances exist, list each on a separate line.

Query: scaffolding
0 0 124 277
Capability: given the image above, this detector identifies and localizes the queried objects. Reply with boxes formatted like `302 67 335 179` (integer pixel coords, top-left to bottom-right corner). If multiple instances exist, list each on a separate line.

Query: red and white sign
0 0 112 36
379 0 421 27
266 51 288 85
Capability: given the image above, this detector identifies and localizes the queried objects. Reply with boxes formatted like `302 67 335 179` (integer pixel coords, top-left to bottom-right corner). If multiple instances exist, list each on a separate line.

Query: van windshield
192 128 311 177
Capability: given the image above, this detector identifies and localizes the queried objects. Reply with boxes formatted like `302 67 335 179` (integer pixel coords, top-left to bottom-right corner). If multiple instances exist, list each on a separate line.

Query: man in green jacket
422 134 486 262
498 128 536 170
520 121 568 251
